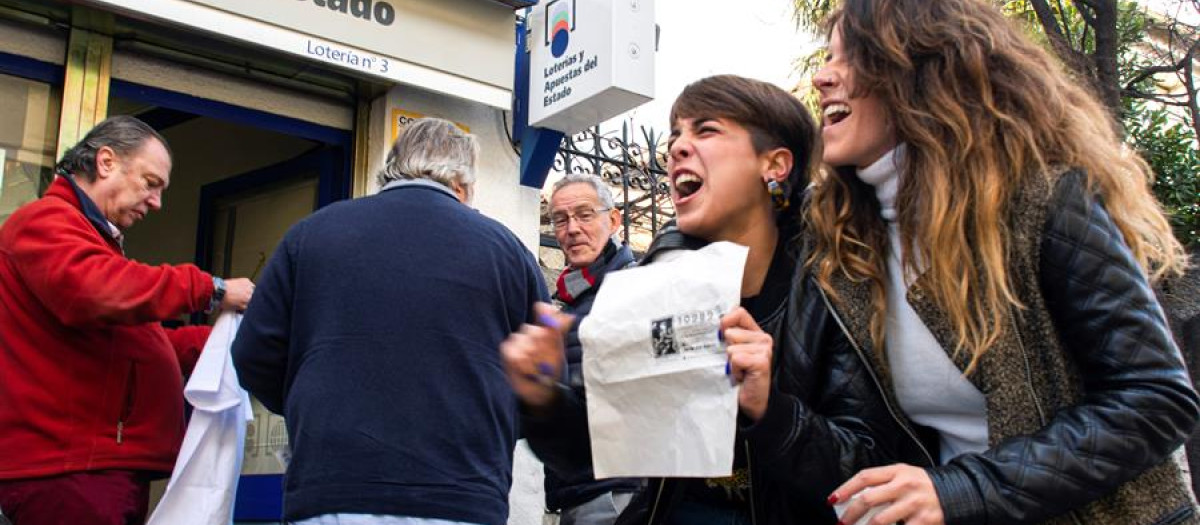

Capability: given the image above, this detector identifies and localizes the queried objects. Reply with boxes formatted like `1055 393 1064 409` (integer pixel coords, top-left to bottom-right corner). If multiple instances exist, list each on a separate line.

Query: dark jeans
0 470 150 525
664 500 752 525
560 491 634 525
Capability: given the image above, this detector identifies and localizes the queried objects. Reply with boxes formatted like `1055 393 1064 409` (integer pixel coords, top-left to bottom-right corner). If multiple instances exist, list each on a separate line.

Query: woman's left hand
721 307 773 422
830 464 944 525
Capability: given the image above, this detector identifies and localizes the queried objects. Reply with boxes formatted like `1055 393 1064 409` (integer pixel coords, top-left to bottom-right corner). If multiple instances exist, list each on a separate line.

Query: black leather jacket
543 241 642 511
604 224 927 525
824 171 1200 525
1157 252 1200 494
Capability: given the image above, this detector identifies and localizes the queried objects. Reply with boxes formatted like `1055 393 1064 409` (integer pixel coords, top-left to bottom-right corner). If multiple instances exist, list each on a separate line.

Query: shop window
0 72 60 225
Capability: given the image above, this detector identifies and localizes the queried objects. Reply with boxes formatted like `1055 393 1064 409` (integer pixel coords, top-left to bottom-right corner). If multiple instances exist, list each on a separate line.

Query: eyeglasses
551 206 611 230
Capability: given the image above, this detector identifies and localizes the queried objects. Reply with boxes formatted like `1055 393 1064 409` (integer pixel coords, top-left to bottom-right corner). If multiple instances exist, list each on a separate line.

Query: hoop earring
767 179 790 212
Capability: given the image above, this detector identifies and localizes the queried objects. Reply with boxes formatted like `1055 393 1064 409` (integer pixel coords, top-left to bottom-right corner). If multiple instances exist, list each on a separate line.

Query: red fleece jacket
0 176 214 479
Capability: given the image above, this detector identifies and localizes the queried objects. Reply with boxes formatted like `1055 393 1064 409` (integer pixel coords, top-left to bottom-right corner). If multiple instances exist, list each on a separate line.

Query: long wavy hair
808 0 1187 373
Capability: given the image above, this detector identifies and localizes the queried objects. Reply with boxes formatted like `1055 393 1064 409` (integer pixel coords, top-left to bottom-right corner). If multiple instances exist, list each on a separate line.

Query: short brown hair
670 74 819 220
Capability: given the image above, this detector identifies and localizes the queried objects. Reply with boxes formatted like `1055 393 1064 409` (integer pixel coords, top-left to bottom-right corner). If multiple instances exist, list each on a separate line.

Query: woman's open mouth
674 173 703 199
823 103 852 127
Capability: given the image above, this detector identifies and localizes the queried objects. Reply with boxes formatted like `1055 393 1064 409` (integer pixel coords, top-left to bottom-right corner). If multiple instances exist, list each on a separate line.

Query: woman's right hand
830 464 945 525
500 302 574 408
722 306 774 422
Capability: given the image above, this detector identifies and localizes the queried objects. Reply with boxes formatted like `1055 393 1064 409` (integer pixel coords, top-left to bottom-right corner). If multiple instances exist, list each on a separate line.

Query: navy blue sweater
233 181 547 524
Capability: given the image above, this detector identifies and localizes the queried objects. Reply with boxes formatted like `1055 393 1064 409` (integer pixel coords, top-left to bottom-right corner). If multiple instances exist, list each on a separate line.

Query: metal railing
542 121 674 251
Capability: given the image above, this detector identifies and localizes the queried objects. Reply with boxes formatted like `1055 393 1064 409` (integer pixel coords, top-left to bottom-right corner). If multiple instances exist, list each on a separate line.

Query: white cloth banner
581 242 747 478
148 312 254 525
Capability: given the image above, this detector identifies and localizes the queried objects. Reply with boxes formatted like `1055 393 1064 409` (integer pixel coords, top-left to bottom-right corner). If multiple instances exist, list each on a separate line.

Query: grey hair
55 115 170 182
551 174 616 209
376 118 480 191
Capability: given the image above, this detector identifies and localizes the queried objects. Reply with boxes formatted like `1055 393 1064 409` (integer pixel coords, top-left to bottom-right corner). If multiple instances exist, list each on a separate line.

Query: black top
677 238 796 511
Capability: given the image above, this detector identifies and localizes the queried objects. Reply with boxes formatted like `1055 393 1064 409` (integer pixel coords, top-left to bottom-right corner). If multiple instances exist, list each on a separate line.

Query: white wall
0 17 66 66
113 51 354 132
367 84 543 254
185 0 516 91
512 442 549 525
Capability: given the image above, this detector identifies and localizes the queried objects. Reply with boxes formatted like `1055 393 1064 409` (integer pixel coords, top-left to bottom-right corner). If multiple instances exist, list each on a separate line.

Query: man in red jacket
0 115 254 525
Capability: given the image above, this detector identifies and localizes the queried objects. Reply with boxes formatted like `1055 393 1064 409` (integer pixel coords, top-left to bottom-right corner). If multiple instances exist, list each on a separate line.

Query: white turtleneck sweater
856 146 989 464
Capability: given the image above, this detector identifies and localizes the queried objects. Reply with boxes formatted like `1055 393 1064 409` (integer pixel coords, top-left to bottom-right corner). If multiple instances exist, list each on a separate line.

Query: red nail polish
827 493 839 505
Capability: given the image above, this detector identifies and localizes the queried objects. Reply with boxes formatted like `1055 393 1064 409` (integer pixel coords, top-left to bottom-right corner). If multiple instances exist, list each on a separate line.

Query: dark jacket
824 170 1200 525
1157 252 1200 493
543 240 642 511
232 180 547 525
525 222 923 525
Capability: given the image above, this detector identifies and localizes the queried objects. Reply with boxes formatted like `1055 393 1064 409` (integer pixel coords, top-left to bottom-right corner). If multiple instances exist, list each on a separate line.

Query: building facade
0 0 547 521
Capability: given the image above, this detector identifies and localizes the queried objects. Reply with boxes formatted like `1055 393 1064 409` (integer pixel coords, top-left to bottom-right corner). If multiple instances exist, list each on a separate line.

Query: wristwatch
207 276 227 313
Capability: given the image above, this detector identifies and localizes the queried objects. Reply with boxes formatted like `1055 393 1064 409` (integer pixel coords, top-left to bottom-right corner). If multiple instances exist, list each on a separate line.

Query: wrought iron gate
542 121 675 252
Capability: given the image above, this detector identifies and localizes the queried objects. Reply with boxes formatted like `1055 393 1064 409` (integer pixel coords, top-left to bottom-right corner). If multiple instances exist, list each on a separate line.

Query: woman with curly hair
809 1 1200 524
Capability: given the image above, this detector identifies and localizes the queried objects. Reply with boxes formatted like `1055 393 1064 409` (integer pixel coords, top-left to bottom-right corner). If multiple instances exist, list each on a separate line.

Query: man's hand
221 278 255 311
501 302 574 408
722 307 773 422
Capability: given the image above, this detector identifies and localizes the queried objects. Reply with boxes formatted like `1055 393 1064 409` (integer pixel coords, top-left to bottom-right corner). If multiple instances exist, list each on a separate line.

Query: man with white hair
527 174 641 525
233 118 547 525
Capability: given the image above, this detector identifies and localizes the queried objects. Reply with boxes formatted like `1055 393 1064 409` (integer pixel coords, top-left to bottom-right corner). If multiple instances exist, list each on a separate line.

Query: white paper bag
148 312 253 525
580 241 747 478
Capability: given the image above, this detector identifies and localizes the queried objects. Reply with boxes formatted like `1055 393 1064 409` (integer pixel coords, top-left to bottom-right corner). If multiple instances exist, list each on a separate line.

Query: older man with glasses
526 174 641 525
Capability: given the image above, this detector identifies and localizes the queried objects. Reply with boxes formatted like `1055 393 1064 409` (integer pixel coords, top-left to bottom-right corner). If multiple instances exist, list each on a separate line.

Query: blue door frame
0 51 65 197
110 79 354 522
110 79 353 211
195 145 338 274
0 50 63 84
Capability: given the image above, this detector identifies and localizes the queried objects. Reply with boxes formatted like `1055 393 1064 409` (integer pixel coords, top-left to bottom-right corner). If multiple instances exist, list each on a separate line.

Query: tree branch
1123 48 1195 91
1121 90 1192 106
1179 48 1200 140
1081 15 1093 52
1056 0 1076 44
1076 1 1098 27
1031 0 1094 77
1031 0 1069 40
1088 0 1123 116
